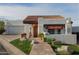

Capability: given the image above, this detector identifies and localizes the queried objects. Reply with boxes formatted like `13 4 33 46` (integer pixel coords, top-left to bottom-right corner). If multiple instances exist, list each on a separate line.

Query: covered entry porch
23 16 38 38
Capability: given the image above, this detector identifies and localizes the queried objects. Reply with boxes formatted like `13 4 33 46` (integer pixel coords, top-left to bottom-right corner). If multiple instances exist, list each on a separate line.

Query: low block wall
0 39 25 55
46 34 77 44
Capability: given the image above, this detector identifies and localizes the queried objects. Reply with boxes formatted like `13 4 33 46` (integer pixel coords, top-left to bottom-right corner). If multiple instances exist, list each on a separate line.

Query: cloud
0 3 79 26
0 5 31 19
0 4 64 20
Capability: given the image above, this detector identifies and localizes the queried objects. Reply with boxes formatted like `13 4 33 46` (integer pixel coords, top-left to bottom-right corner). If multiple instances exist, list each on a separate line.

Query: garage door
6 26 24 35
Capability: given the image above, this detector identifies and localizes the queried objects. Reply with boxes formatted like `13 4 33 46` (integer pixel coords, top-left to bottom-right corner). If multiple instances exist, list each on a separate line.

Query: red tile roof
23 15 64 24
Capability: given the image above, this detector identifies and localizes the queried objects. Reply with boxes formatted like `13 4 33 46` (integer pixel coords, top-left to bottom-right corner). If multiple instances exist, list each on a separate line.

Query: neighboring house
4 20 25 35
72 26 79 44
23 15 76 44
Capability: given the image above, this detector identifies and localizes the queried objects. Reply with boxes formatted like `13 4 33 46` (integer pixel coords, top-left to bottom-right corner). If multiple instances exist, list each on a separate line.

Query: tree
0 21 5 34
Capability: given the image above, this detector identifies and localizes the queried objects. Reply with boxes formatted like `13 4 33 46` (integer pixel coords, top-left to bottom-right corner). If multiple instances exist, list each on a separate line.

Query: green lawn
10 38 32 54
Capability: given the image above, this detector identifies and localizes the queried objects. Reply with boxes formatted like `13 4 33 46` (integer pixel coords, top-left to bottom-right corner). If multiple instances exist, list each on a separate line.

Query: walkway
0 35 20 42
30 38 56 55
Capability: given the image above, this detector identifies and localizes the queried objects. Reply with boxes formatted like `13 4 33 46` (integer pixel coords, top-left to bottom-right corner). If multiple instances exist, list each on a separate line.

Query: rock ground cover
44 37 79 55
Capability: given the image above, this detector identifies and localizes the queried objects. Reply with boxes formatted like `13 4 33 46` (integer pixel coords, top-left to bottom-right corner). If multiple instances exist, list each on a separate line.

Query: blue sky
0 3 79 26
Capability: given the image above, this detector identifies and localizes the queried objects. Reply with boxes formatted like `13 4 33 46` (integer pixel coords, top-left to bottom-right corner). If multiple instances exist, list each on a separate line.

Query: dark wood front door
33 24 38 37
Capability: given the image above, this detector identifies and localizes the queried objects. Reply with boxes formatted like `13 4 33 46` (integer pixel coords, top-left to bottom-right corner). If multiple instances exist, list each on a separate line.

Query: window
57 29 61 34
44 24 64 34
48 29 55 34
47 29 61 34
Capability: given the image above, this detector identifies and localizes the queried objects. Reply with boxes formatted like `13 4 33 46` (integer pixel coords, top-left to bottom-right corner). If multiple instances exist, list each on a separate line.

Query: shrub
44 37 64 55
0 21 5 34
52 44 62 49
44 37 54 45
44 37 62 48
10 38 32 54
56 50 70 55
39 33 44 38
39 33 44 41
51 41 62 51
54 41 62 45
68 45 79 55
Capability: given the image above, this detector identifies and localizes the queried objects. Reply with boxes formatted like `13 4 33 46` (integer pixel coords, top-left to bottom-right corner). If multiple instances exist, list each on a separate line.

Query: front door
33 24 38 37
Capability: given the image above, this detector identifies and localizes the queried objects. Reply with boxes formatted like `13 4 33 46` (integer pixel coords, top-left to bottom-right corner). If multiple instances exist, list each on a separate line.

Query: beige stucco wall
46 34 77 44
38 17 65 34
38 17 76 44
24 24 33 38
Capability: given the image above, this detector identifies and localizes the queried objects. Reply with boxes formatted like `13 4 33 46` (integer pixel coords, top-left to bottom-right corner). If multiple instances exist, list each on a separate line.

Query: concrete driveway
0 35 26 55
0 35 20 42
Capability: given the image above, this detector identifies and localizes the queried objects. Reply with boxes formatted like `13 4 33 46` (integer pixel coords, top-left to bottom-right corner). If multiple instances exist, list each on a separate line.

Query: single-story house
23 15 77 44
2 15 77 44
4 20 25 35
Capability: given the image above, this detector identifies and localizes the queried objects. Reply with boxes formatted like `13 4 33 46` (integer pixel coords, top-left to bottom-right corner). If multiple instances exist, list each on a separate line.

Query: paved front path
30 38 56 55
30 43 55 55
